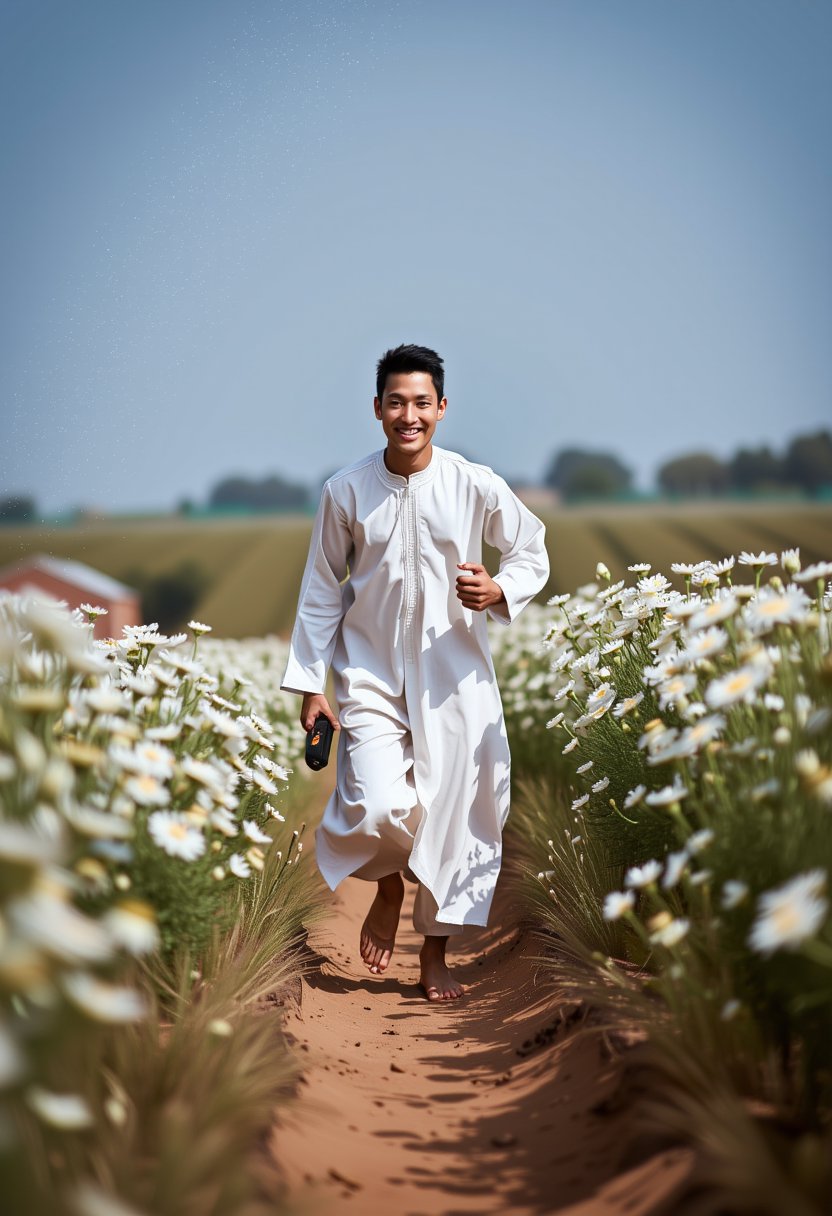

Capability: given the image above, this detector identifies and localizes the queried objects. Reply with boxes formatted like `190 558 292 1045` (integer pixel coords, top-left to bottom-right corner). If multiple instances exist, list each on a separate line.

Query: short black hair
375 344 445 403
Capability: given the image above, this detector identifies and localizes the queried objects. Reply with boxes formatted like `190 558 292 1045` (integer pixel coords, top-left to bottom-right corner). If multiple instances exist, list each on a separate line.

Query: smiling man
280 344 549 1001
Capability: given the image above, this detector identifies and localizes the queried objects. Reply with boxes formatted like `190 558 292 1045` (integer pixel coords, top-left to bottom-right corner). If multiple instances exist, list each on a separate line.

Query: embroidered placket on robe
280 445 549 927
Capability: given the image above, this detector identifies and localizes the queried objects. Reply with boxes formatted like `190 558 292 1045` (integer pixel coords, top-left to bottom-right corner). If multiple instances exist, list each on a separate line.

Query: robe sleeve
280 482 353 695
483 472 550 626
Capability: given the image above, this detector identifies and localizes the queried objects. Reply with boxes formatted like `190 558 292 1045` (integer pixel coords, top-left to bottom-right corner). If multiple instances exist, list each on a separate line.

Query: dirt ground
267 839 694 1216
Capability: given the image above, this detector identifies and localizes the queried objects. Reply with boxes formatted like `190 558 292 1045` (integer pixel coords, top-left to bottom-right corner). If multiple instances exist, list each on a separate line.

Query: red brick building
0 555 141 640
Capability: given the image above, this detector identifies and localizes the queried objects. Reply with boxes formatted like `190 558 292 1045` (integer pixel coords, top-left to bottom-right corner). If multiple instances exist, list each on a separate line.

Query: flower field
493 549 832 1212
0 592 316 1215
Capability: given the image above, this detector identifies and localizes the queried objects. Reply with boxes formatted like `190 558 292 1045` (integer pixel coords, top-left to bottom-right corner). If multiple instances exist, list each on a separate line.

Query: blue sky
1 0 830 511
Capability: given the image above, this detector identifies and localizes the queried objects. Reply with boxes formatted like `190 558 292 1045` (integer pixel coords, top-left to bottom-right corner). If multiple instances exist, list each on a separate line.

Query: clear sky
1 0 830 512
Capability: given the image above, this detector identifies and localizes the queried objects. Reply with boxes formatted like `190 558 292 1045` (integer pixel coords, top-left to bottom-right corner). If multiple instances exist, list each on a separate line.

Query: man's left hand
455 563 506 612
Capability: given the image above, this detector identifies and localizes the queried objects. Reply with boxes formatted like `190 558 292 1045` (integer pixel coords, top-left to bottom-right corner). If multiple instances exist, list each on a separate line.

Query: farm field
0 499 829 637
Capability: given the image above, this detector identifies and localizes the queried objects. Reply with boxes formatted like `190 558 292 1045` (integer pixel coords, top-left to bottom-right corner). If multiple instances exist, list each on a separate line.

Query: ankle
377 873 404 903
420 935 448 963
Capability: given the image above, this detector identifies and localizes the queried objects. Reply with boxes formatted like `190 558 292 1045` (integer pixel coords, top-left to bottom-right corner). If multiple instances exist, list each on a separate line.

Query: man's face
374 371 446 461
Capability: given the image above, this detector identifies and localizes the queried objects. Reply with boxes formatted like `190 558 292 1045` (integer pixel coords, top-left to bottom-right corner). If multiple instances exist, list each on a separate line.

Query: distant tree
123 561 211 632
783 429 832 495
209 473 310 512
658 452 730 497
0 494 36 522
729 446 785 492
543 448 633 501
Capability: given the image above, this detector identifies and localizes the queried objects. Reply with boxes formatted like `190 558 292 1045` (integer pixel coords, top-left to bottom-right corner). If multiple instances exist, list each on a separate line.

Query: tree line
543 428 832 502
1 429 830 523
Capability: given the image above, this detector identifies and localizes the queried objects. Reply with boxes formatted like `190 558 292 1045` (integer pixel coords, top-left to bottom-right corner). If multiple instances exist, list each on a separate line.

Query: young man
280 344 549 1001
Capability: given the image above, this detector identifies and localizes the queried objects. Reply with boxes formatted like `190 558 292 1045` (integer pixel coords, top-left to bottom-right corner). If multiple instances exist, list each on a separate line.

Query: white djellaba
281 446 549 931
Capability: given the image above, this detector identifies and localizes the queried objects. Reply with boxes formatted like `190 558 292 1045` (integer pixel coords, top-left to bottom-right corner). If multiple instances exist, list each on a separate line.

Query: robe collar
374 446 440 490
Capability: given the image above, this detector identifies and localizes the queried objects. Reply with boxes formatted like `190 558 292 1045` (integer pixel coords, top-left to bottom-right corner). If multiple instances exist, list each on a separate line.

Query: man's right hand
300 692 341 733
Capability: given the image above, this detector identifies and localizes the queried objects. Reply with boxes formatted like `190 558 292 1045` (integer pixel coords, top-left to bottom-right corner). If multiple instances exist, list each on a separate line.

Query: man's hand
455 563 506 612
300 692 341 733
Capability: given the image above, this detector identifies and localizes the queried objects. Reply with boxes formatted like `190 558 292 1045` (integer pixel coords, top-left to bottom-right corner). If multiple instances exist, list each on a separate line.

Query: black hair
375 344 445 403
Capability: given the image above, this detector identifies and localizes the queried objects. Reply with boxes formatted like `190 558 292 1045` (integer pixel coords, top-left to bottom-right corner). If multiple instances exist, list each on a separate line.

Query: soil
267 828 694 1216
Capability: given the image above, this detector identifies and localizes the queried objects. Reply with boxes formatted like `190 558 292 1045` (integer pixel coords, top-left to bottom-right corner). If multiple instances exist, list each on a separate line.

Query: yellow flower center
770 904 799 935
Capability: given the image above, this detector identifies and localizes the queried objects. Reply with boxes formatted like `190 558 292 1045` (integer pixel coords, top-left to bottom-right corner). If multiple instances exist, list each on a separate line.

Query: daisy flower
571 794 590 811
657 673 697 710
591 776 610 793
628 563 652 573
210 808 239 837
738 551 778 569
188 620 212 635
202 705 246 740
645 781 689 807
124 773 170 807
662 851 689 889
744 586 811 634
794 561 832 583
612 691 644 718
748 870 828 955
26 1087 94 1130
85 686 129 714
650 918 690 947
228 852 252 879
585 683 616 719
180 755 227 792
678 714 725 752
687 829 715 854
242 819 273 845
61 971 148 1023
603 890 635 920
637 573 671 599
625 860 662 889
131 741 176 780
688 596 739 632
624 784 647 810
147 811 206 861
682 627 729 661
705 664 768 709
571 650 600 673
780 548 800 575
721 880 749 909
102 900 160 955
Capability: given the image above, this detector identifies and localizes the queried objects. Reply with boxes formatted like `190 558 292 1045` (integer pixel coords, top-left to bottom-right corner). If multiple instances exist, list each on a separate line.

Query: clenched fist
455 563 506 612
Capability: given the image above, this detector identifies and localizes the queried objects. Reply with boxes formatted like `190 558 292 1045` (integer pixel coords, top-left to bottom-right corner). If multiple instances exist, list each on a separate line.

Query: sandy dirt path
268 818 693 1216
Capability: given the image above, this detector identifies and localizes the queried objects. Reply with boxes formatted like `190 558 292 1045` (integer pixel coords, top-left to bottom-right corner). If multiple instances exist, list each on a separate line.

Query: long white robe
280 445 549 928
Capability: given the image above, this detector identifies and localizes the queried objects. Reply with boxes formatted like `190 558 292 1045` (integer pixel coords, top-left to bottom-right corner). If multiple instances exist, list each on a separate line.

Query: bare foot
360 874 404 974
419 938 465 1002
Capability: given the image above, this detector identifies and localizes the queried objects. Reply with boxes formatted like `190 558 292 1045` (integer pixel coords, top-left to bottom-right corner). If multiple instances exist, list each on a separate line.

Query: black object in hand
305 714 334 770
